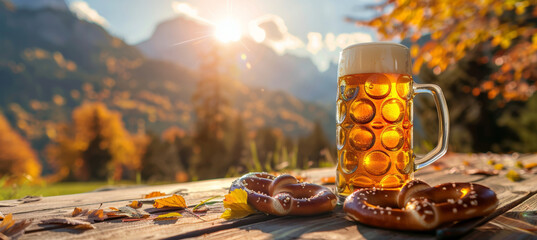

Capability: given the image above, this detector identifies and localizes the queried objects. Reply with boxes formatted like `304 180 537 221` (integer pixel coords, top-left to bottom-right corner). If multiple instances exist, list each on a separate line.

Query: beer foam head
338 42 411 76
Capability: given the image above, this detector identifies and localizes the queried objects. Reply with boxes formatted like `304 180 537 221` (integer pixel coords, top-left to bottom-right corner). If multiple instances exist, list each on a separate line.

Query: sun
214 18 242 43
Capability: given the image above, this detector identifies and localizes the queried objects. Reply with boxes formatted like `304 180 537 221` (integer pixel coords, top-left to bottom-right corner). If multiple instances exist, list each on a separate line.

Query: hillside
0 2 335 171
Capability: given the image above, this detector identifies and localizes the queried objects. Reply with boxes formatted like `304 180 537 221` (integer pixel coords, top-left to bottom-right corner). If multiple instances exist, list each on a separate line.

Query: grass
0 181 138 200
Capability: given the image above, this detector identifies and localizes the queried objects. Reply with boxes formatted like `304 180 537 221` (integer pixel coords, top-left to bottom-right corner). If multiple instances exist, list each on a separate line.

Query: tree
298 121 332 168
191 43 233 179
353 0 537 102
47 102 136 181
0 113 41 184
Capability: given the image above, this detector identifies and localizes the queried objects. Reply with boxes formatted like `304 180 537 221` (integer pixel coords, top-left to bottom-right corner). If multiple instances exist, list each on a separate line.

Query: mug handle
413 83 449 170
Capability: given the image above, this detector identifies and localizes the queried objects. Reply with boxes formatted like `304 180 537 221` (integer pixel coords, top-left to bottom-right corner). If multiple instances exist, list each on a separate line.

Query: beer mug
336 42 449 198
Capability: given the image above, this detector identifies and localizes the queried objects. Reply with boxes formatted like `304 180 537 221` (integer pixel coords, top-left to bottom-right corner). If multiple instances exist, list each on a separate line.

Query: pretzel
343 180 498 231
230 172 337 216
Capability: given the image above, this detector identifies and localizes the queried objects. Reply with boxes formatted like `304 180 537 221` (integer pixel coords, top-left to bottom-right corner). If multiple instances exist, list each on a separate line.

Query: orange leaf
144 191 166 199
1 214 32 237
321 176 335 184
72 207 83 217
128 201 143 209
153 194 187 208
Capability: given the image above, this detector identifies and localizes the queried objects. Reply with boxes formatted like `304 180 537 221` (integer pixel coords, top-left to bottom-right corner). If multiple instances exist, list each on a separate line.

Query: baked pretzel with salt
230 172 337 216
343 180 498 231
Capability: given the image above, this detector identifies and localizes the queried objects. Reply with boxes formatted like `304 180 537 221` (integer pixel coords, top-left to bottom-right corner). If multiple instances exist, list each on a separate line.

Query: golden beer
336 43 449 199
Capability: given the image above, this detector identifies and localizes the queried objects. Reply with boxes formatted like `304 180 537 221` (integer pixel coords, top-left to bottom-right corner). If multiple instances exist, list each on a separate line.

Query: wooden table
2 153 537 239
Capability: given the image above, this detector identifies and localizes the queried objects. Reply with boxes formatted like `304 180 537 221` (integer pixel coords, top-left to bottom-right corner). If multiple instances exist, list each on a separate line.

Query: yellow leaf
153 194 187 208
154 212 182 221
144 191 166 199
220 189 257 220
128 201 143 209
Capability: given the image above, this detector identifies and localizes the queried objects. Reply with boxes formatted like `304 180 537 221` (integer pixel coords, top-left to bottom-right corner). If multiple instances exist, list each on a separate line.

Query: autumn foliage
0 113 41 184
356 0 537 101
47 102 136 181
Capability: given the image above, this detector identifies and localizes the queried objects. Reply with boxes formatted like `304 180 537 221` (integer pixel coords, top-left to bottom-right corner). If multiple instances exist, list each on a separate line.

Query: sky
64 0 381 71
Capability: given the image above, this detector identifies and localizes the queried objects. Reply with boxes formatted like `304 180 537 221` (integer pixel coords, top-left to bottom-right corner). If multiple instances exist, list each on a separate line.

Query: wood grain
2 154 536 240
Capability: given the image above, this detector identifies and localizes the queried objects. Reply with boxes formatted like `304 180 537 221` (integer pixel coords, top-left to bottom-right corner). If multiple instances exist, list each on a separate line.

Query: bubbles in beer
336 100 347 124
380 174 403 188
349 126 375 151
336 126 346 150
396 75 412 99
339 150 358 174
364 151 391 176
381 127 404 151
350 99 375 124
365 74 391 99
396 151 411 174
381 99 404 123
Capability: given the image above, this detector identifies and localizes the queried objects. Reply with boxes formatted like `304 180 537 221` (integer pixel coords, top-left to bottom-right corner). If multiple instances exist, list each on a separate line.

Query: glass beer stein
336 42 449 199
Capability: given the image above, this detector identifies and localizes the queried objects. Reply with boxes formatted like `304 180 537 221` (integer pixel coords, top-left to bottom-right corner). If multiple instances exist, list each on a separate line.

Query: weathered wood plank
6 154 537 239
188 155 537 240
462 192 537 240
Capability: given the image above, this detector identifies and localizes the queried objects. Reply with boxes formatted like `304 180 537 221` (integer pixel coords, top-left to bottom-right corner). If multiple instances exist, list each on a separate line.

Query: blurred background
0 0 535 199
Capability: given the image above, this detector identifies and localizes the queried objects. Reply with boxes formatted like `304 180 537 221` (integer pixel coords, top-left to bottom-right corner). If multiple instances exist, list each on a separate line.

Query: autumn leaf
0 214 32 239
193 205 208 213
321 176 335 185
71 207 107 222
128 201 143 209
220 189 257 220
116 206 149 219
154 212 182 221
192 196 220 212
153 194 186 208
144 191 166 199
109 207 119 211
17 196 41 204
40 218 94 230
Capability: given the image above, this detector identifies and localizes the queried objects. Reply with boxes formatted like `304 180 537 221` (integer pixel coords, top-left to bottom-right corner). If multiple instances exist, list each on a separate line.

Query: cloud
69 1 108 27
248 15 304 55
247 14 372 72
171 1 212 26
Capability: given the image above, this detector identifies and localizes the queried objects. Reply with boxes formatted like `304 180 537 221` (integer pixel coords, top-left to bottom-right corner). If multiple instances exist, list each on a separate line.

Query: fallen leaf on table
71 208 106 222
154 212 182 221
40 218 94 230
0 214 32 239
494 163 504 170
17 196 41 204
221 189 257 220
293 175 308 183
487 159 496 165
321 176 335 184
462 160 471 166
192 196 220 212
153 194 186 209
109 207 119 211
144 191 166 199
515 161 524 169
193 205 208 213
128 201 143 209
116 206 150 219
506 170 522 182
524 163 537 170
465 169 499 176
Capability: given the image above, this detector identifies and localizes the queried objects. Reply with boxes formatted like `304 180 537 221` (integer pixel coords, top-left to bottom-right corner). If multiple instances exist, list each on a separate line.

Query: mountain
136 16 338 107
0 2 335 169
10 0 68 11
